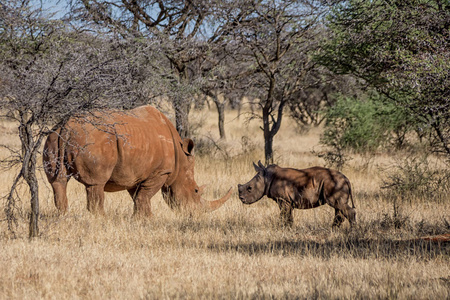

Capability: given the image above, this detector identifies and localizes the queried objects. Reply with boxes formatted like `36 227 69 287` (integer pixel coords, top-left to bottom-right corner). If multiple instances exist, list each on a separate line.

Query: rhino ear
253 161 265 173
181 138 195 156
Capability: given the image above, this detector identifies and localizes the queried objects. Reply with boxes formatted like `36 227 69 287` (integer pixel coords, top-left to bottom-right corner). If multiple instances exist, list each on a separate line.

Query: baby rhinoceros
238 161 356 228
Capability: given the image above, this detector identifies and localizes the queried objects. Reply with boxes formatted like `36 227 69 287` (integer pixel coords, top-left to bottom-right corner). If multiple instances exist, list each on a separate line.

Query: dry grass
0 106 449 299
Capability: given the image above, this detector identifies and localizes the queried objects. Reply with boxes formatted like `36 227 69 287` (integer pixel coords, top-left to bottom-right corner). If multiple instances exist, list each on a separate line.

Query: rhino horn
200 187 233 212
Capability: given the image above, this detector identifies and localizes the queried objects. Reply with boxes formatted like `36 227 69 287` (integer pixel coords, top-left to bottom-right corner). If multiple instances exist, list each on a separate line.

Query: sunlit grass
0 106 449 299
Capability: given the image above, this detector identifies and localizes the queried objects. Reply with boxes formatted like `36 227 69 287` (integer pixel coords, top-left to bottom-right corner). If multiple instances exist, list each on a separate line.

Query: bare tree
198 43 249 141
219 0 327 164
0 1 165 237
288 70 359 132
69 0 220 138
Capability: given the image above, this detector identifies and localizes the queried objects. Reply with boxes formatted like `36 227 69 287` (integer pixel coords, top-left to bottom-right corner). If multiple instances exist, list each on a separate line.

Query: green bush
321 93 414 154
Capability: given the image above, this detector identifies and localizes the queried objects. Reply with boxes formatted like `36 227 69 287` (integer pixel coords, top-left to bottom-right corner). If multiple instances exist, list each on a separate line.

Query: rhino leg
51 178 69 214
45 151 69 213
341 204 356 226
327 190 356 228
331 203 356 229
277 199 293 227
130 188 155 217
332 208 345 229
129 177 168 217
86 185 106 215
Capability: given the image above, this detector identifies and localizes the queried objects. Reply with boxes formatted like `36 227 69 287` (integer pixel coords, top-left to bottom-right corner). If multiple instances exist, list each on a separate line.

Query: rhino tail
57 128 68 179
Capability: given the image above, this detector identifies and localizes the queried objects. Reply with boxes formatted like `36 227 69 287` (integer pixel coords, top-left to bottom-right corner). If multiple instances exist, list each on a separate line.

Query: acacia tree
0 1 164 237
223 0 327 164
318 0 450 156
198 43 250 140
70 0 221 138
287 69 358 131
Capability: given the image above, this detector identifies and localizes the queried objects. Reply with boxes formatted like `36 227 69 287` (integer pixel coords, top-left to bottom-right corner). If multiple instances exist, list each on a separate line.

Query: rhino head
238 161 268 204
162 138 232 213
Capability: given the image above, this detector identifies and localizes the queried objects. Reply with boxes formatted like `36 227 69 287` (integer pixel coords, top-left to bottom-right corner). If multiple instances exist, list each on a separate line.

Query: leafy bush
321 93 413 154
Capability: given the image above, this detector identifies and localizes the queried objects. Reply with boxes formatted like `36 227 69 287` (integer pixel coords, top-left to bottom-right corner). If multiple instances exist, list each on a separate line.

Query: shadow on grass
208 236 450 260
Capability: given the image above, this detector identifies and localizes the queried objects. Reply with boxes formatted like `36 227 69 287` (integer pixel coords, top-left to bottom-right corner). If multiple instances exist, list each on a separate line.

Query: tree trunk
214 99 226 140
262 106 274 165
432 121 450 156
173 96 191 139
262 77 280 165
172 61 192 139
26 166 39 238
218 103 226 140
262 99 286 165
264 131 274 165
19 122 40 238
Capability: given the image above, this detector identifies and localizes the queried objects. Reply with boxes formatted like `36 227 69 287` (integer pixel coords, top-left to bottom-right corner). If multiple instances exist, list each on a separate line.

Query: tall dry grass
0 105 449 299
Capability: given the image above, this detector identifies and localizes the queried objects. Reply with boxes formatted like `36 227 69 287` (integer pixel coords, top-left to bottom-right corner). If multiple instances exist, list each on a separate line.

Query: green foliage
317 0 450 156
320 93 413 154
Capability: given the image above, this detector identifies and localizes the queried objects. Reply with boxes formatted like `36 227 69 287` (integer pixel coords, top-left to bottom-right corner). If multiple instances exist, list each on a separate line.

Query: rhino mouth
238 193 254 205
237 183 254 204
237 184 250 204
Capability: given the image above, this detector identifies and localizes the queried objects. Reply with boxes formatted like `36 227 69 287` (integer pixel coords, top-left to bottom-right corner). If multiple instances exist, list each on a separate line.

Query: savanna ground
0 104 449 299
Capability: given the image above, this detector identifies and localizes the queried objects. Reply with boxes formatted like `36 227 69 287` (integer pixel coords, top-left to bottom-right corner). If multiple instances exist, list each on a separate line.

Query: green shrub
321 93 413 153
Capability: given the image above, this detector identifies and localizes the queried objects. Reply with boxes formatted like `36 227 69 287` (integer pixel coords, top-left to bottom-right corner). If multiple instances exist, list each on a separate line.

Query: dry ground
0 105 449 299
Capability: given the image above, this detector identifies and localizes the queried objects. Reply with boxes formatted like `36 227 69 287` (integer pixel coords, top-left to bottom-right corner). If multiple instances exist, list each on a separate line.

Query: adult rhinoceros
238 161 356 228
43 105 231 216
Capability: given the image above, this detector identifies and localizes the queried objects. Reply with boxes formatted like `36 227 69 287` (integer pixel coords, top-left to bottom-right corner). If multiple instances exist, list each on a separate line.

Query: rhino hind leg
44 149 69 213
343 204 356 226
332 204 356 228
332 208 345 228
327 190 356 228
86 185 106 215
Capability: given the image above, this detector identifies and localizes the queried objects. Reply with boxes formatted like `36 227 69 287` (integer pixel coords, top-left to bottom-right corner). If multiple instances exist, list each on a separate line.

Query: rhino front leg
86 184 106 215
277 199 293 227
50 178 69 214
130 176 168 217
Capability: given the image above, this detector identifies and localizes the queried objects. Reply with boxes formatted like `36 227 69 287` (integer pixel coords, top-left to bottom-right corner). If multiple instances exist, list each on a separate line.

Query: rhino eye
247 186 252 192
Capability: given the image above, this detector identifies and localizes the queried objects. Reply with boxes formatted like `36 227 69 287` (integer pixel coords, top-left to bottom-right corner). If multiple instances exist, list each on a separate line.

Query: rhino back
267 166 348 206
64 106 176 190
265 166 310 199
